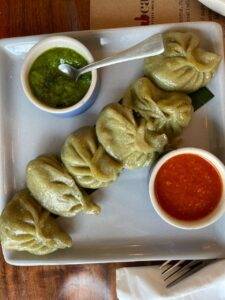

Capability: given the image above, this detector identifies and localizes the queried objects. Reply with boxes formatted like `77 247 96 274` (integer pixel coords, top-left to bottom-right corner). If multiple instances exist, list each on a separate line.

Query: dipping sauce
28 47 91 108
154 154 223 221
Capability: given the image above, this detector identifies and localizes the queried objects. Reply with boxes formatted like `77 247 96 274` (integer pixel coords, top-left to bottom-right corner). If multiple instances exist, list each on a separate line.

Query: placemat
90 0 225 41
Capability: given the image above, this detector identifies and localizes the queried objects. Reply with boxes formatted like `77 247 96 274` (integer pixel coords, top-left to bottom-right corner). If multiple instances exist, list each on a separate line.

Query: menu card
90 0 225 41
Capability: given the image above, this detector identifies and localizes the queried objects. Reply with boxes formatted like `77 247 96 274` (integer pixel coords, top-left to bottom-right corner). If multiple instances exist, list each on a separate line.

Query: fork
160 259 217 288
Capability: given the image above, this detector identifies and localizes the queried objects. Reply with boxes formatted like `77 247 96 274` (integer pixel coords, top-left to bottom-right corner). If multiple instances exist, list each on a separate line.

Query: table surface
0 1 156 299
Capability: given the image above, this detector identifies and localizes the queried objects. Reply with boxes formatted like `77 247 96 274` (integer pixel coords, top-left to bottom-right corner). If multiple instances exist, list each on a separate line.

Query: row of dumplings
0 31 221 255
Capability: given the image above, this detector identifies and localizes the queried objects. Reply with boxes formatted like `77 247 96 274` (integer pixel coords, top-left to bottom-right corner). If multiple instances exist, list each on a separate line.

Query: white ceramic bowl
21 36 98 117
149 148 225 230
198 0 225 17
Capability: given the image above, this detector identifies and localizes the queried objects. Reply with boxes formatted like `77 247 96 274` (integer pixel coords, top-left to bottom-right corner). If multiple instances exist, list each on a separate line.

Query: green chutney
28 47 92 108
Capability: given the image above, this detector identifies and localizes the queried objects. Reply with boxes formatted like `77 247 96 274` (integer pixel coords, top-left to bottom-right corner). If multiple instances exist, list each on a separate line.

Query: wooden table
0 1 156 299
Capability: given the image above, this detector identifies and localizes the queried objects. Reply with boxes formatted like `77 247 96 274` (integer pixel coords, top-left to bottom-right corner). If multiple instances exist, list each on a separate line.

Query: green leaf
189 87 214 111
85 188 97 195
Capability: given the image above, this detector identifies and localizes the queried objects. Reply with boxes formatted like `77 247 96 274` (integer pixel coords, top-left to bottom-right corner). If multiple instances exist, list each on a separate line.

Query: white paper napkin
116 260 225 300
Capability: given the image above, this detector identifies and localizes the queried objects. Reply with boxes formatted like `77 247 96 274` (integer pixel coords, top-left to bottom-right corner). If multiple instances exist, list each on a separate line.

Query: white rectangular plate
1 22 225 266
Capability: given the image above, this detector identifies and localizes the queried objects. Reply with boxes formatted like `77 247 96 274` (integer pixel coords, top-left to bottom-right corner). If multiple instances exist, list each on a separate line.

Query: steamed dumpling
26 154 100 217
96 103 168 169
0 189 72 255
122 77 193 138
61 127 123 189
144 31 221 93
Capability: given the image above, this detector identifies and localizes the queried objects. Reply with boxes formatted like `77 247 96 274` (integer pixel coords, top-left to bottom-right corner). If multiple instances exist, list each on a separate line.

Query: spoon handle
79 33 164 76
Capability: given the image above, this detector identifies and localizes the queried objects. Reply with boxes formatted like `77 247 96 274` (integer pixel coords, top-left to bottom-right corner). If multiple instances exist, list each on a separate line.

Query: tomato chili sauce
154 154 223 221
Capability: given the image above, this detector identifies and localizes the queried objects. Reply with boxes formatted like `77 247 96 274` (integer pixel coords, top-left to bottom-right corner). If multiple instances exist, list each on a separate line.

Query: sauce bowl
149 147 225 229
21 36 98 117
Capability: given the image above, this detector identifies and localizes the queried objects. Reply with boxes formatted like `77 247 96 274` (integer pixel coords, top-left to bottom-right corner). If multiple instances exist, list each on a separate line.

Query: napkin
116 260 225 300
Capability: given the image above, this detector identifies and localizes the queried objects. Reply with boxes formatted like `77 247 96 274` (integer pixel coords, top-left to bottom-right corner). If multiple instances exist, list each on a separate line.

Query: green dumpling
26 154 100 217
144 31 221 93
0 189 72 255
122 77 193 138
61 126 123 189
96 103 167 169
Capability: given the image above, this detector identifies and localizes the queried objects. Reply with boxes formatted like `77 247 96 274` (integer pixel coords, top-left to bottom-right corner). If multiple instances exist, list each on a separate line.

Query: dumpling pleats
123 77 193 138
26 154 100 217
96 103 167 169
0 189 72 255
61 127 123 189
144 31 221 93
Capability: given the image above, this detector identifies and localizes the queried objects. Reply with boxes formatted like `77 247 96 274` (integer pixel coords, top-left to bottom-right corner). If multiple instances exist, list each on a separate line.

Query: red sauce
154 154 223 221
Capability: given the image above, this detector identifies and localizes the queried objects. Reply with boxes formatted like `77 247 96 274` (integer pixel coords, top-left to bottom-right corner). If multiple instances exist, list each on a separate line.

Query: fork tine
162 259 217 288
160 260 172 268
163 260 201 281
166 260 206 288
160 260 181 274
161 260 185 275
160 260 174 273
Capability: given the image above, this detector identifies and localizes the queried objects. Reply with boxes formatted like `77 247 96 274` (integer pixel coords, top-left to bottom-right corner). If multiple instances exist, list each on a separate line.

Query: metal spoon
58 33 164 81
